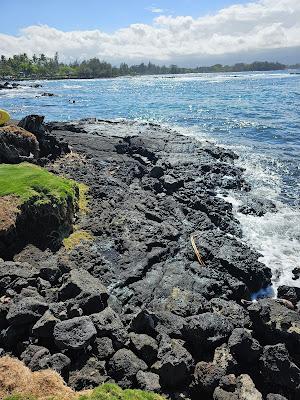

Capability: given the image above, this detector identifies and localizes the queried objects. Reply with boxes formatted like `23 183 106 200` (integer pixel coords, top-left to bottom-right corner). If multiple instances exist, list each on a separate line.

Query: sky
0 0 299 66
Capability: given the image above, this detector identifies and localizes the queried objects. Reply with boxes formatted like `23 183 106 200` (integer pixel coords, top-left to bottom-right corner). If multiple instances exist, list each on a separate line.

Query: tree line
0 53 287 79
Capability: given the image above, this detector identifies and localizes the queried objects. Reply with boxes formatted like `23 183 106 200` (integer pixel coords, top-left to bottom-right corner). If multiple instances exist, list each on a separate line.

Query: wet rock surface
0 118 299 399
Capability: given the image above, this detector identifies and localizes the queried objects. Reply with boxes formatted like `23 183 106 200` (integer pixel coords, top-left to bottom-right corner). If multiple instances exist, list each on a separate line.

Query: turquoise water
1 71 300 288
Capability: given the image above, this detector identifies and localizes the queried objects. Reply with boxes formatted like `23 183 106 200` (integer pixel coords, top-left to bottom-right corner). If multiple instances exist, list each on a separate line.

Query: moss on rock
0 163 79 258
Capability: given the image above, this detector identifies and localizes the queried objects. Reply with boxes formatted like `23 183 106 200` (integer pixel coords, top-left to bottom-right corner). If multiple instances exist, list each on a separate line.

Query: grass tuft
63 229 93 251
78 183 89 214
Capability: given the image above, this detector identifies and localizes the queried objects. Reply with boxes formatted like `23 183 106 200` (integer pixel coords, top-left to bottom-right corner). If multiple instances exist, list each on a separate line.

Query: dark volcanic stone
260 343 300 392
21 344 50 371
193 230 271 293
94 336 115 360
59 268 108 314
152 335 194 389
182 312 234 357
3 118 289 399
213 374 262 400
136 370 161 392
277 285 300 307
53 316 96 350
238 197 276 216
129 332 158 365
6 296 48 326
108 349 147 387
91 307 127 348
39 353 71 375
32 310 58 338
266 395 288 400
248 299 300 349
191 361 225 396
68 357 107 390
228 328 262 364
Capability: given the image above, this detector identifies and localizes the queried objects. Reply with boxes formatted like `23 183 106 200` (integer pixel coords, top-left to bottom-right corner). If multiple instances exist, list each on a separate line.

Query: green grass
0 163 78 207
79 383 164 400
3 384 165 400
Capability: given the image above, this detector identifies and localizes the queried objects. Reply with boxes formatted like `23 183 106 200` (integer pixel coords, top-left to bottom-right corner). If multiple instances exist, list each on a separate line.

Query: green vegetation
0 53 287 79
63 229 93 251
80 384 164 400
3 383 164 400
0 163 78 207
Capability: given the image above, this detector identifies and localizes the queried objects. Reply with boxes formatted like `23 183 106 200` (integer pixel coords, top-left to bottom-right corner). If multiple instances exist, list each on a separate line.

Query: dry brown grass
0 126 36 140
0 356 76 400
0 196 20 232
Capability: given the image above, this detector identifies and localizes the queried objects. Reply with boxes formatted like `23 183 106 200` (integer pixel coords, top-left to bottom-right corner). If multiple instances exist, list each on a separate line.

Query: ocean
1 70 299 291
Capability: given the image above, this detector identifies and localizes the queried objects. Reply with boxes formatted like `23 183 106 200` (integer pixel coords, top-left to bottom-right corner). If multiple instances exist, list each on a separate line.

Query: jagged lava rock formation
0 118 299 399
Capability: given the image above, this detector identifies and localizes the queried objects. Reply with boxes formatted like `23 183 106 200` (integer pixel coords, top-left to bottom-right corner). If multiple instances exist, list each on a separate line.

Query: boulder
6 296 48 326
94 337 114 360
136 370 161 392
192 361 226 397
193 230 272 293
213 374 262 400
277 285 300 307
0 324 28 348
182 312 233 357
152 335 194 388
228 328 262 364
91 307 127 348
38 353 71 375
162 175 184 193
0 261 39 289
209 298 251 329
260 343 300 392
213 344 237 374
31 310 58 338
68 357 107 390
149 166 164 178
0 125 39 163
59 268 108 314
21 344 50 371
129 333 158 365
238 197 276 217
248 299 300 349
108 349 147 387
18 114 69 160
53 316 97 350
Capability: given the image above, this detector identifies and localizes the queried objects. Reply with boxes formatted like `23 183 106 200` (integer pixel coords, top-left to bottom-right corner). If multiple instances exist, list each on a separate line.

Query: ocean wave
62 84 83 89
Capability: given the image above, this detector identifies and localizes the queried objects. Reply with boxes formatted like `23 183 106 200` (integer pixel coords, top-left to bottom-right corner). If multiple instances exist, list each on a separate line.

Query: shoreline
1 68 298 83
0 117 299 399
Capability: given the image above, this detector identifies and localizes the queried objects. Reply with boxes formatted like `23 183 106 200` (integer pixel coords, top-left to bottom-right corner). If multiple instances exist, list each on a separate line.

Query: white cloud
147 6 164 14
0 0 299 65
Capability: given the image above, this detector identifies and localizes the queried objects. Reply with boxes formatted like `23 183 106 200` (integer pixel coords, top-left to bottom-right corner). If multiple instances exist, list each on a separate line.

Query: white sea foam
62 84 83 89
175 124 300 292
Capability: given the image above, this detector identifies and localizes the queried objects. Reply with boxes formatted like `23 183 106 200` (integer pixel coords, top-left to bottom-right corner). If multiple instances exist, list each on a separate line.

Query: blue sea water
1 70 300 289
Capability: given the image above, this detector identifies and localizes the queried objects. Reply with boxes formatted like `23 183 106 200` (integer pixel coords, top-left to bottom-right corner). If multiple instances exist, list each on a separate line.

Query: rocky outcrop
0 118 299 399
18 115 69 162
0 125 39 163
0 163 78 259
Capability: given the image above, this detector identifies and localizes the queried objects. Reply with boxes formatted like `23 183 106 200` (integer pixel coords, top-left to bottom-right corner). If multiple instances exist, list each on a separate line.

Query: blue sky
1 0 299 65
1 0 250 34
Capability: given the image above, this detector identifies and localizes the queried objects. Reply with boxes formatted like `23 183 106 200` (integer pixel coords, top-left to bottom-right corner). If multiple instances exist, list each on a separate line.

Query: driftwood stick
190 234 205 266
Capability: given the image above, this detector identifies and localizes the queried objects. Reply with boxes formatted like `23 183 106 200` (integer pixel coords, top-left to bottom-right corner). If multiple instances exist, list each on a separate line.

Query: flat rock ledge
0 118 299 400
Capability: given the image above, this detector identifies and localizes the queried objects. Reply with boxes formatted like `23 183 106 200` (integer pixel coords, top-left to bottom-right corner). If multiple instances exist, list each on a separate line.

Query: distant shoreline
2 68 299 82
